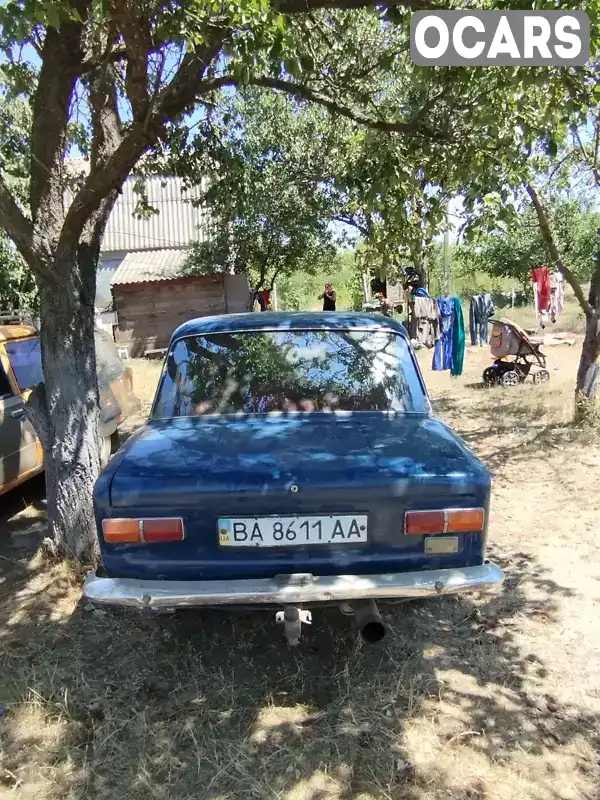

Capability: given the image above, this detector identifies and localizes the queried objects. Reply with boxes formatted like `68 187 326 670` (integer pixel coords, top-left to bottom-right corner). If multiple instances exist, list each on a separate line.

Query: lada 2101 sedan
84 312 503 645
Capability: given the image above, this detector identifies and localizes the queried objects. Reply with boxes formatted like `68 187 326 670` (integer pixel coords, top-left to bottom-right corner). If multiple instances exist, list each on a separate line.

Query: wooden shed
111 249 250 356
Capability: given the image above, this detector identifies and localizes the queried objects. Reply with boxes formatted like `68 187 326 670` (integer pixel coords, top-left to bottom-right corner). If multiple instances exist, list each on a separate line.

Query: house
65 162 250 355
96 174 207 309
111 250 249 356
101 175 251 356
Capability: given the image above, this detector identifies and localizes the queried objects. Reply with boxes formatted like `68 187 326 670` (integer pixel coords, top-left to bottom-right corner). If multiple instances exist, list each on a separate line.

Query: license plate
218 515 368 548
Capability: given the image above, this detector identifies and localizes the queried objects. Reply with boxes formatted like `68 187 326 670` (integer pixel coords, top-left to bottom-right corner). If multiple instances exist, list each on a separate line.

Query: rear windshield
153 329 427 418
5 338 43 391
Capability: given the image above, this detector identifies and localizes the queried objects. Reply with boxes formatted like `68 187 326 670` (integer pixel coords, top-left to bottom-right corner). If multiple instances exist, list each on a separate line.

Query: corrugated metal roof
103 176 207 252
110 248 191 286
63 163 208 252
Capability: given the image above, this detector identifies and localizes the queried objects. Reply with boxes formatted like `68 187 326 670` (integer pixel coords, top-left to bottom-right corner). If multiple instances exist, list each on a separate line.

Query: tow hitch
276 605 312 646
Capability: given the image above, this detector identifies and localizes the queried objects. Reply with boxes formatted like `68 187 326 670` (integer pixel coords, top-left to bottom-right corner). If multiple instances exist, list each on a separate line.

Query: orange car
0 324 140 497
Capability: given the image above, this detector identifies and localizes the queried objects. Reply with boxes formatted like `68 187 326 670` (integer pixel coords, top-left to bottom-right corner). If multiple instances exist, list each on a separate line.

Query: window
0 363 13 398
153 329 427 418
5 338 43 392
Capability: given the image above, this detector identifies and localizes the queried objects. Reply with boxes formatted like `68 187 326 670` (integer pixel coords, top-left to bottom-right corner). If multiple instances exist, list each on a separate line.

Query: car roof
171 311 408 341
0 324 37 342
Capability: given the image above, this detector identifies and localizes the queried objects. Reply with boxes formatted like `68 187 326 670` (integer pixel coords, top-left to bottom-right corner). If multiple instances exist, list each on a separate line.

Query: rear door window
5 338 43 392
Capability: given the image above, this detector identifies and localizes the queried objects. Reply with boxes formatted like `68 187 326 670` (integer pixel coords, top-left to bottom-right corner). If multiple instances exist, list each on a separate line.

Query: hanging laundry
451 298 466 377
432 297 455 371
433 297 465 375
410 296 439 348
531 266 551 324
552 269 565 315
469 293 495 346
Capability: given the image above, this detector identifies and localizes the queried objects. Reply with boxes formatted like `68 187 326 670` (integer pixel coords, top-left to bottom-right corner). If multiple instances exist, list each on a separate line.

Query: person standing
256 287 271 311
319 283 336 311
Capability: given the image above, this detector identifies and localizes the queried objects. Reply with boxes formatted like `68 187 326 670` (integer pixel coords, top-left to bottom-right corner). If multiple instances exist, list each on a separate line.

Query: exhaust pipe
351 599 386 643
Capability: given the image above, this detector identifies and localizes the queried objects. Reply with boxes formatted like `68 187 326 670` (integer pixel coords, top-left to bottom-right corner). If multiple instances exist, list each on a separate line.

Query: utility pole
443 198 451 296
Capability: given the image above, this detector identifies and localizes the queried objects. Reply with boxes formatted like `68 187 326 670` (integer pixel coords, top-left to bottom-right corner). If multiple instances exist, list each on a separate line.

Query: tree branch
151 36 227 124
57 34 226 254
525 182 593 318
76 58 125 282
79 45 127 74
593 117 600 179
546 151 575 184
89 62 122 173
0 175 41 269
106 0 150 119
30 3 91 222
202 75 452 139
334 213 369 237
253 77 451 138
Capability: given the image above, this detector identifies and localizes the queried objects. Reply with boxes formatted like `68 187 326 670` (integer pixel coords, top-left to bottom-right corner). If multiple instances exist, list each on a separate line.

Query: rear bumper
83 562 504 609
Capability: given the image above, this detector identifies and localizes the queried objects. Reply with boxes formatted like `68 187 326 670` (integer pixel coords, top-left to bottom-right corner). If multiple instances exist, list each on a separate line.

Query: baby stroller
483 319 550 387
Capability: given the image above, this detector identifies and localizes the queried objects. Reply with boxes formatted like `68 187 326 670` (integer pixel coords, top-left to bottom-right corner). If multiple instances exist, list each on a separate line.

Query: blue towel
432 297 455 371
451 297 465 377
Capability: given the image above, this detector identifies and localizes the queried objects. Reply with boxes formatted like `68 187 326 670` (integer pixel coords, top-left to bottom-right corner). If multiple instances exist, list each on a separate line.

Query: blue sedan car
84 312 503 645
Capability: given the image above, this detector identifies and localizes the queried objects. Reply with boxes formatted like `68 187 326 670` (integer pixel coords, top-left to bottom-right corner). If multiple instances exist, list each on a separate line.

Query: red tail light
143 518 185 542
102 518 185 544
405 508 484 535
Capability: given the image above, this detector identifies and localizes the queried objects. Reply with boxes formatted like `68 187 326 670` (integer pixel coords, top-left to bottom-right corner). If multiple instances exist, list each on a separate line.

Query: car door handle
10 408 25 419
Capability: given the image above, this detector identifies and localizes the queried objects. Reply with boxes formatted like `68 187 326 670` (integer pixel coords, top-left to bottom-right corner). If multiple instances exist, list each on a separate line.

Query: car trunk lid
100 414 489 581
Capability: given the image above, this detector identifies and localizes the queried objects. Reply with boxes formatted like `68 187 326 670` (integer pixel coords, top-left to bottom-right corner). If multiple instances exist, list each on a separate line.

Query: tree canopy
183 89 339 290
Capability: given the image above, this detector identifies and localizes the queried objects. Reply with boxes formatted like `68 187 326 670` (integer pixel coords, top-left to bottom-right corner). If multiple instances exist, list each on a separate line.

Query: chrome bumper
83 562 504 609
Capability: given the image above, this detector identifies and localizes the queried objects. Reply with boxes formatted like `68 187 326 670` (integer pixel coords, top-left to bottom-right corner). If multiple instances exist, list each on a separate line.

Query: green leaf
299 54 314 74
283 57 300 79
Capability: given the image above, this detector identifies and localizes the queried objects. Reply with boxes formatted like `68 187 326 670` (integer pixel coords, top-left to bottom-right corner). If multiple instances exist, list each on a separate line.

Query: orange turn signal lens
405 508 485 535
446 508 485 533
102 518 185 544
102 519 142 543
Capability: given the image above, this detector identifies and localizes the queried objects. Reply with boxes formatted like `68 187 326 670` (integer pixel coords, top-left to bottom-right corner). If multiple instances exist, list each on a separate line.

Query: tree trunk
575 242 600 420
32 251 101 562
525 184 600 421
576 313 600 395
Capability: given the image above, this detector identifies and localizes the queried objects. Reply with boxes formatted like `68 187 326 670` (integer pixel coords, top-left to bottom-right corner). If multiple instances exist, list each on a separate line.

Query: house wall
113 275 227 356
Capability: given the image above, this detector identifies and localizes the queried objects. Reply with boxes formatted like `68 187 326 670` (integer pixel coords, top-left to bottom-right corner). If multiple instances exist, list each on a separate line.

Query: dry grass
1 340 600 800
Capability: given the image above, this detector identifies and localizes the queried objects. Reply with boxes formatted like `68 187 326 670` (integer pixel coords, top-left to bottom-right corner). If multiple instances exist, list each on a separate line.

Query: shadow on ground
0 529 597 799
0 384 599 799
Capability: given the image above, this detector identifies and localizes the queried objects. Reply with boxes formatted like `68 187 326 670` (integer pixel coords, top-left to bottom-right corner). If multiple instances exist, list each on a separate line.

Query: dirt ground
1 338 600 800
